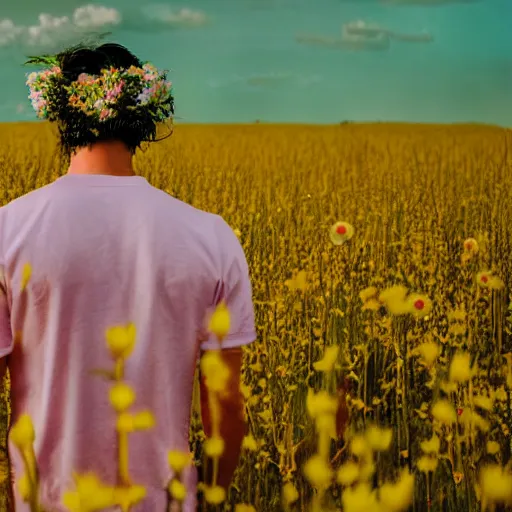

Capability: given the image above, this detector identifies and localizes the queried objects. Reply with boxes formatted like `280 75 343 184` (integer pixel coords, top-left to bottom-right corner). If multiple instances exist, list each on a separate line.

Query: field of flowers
0 122 511 512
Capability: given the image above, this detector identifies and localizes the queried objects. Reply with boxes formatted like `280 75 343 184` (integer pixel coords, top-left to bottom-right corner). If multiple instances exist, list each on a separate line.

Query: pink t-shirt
0 174 256 511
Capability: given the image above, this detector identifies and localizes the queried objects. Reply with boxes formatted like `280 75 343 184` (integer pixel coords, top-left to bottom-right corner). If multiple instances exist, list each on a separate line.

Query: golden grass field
0 122 511 512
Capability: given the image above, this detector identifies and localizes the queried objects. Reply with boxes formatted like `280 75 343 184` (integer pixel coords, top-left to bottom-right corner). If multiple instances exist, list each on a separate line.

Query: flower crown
26 62 174 124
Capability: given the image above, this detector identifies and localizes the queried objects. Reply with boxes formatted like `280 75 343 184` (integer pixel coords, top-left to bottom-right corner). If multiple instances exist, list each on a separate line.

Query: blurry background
0 0 510 125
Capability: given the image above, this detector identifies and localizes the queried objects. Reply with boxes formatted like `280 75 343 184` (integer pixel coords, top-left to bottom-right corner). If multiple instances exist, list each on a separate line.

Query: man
0 42 256 510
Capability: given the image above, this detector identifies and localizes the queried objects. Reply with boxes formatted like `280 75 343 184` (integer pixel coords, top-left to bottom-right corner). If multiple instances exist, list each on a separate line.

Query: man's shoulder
0 182 55 213
148 185 227 229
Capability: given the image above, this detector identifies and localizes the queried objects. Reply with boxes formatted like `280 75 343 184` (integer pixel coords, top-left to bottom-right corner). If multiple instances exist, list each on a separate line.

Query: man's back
0 174 256 511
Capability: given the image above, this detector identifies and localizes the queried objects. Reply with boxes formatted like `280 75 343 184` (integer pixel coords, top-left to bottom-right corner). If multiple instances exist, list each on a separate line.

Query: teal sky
0 0 510 125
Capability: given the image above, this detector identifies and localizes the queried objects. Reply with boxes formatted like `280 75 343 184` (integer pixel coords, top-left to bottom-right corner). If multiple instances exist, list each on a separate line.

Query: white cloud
0 5 122 51
0 4 209 50
161 7 208 27
140 5 209 28
73 5 122 29
25 14 72 48
297 19 433 51
0 19 23 46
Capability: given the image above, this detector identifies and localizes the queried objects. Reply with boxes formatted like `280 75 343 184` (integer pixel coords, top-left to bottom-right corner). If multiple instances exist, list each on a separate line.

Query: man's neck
67 141 136 176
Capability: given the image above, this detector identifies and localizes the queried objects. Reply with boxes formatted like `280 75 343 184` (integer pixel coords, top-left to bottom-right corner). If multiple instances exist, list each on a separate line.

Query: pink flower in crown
105 80 125 101
99 108 115 121
26 72 39 86
77 73 90 84
142 64 159 81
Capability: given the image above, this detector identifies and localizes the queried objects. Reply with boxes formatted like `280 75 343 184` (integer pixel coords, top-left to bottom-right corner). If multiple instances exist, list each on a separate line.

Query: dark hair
29 43 173 157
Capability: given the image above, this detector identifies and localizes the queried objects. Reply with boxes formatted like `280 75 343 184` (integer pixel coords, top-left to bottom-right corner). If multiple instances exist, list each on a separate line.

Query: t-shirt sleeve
200 217 257 351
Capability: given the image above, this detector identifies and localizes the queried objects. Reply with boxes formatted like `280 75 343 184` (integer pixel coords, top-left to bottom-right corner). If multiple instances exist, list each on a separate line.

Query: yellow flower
169 479 187 502
62 473 118 511
20 263 32 292
242 435 259 451
315 413 336 439
416 342 440 367
448 351 473 383
350 435 371 458
313 345 339 373
341 483 379 512
109 383 136 412
359 458 376 481
431 400 456 424
448 308 466 322
61 492 81 511
114 485 147 511
337 461 360 486
282 482 299 505
330 221 355 245
417 456 438 473
10 414 35 449
168 450 192 474
479 465 512 506
285 270 308 292
463 238 479 254
365 425 393 452
208 301 231 340
407 294 432 319
473 394 493 411
379 469 415 512
234 504 256 512
105 323 136 360
493 387 508 402
17 474 30 501
362 299 381 312
487 441 501 455
133 411 155 430
359 286 378 303
476 271 492 288
303 454 333 489
306 389 338 419
460 410 490 433
200 350 230 392
379 286 411 316
449 323 467 336
420 434 440 455
204 436 225 458
116 413 135 433
204 485 226 505
439 380 458 394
